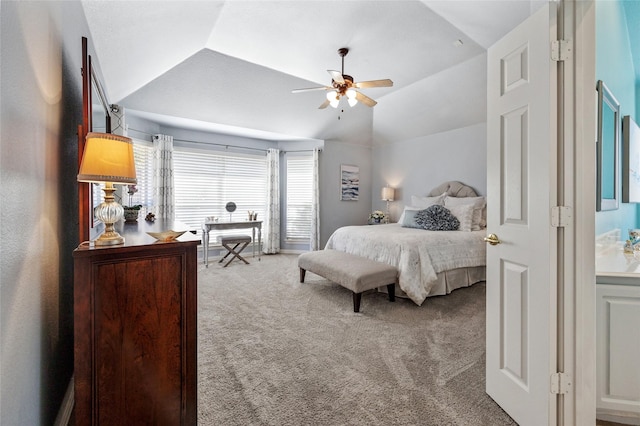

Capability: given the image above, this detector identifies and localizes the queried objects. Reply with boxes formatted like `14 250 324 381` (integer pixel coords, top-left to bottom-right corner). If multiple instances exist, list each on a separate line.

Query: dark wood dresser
73 221 199 425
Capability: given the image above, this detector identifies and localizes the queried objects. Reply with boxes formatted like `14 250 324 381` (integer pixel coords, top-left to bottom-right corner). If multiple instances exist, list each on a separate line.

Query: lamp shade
381 186 395 201
77 132 137 184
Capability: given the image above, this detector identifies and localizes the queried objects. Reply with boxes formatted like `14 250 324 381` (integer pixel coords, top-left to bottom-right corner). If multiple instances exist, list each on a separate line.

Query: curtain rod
174 138 268 153
128 127 321 154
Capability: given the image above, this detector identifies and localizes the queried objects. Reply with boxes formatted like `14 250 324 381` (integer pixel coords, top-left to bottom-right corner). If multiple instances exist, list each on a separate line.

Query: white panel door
486 3 558 425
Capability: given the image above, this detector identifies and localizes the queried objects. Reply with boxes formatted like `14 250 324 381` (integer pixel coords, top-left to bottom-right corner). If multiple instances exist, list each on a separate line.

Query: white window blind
286 154 313 241
173 147 267 243
127 141 153 216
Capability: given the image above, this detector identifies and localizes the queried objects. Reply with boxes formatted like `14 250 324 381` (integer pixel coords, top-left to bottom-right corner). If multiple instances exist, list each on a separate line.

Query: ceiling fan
292 47 393 109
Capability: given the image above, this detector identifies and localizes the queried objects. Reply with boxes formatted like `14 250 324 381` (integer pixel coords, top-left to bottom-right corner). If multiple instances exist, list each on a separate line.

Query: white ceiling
82 0 543 141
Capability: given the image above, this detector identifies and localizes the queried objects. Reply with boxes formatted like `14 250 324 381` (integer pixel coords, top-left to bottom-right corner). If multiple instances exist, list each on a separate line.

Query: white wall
370 51 488 222
320 140 373 247
371 123 487 222
373 53 487 145
1 1 89 423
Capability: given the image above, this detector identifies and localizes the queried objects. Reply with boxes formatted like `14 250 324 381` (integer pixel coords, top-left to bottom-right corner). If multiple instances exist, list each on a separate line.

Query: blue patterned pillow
414 205 460 231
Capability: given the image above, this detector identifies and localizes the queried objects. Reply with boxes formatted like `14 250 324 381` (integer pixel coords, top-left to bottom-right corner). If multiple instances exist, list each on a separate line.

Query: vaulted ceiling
82 0 543 141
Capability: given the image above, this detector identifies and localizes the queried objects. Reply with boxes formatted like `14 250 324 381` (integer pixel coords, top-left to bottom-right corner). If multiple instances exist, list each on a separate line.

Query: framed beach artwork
340 164 359 201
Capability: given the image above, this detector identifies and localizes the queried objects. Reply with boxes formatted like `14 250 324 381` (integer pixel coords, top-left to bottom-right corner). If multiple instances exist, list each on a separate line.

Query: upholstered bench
298 249 397 312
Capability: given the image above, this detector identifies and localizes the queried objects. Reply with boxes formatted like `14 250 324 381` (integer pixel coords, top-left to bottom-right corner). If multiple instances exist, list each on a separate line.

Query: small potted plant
369 210 385 224
123 184 142 222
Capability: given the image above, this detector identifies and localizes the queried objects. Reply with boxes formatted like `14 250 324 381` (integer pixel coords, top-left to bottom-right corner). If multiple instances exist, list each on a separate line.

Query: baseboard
279 249 306 254
597 409 640 426
53 375 74 426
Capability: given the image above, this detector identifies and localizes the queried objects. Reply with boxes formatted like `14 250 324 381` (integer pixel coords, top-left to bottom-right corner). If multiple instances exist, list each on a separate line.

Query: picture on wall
340 164 359 201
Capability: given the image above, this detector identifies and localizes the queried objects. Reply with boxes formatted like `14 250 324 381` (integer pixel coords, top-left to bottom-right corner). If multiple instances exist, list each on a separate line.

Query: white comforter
325 223 486 305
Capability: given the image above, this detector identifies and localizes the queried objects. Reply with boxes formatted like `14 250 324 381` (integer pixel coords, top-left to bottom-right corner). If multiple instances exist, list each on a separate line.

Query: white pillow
411 192 446 209
444 196 486 230
446 204 475 232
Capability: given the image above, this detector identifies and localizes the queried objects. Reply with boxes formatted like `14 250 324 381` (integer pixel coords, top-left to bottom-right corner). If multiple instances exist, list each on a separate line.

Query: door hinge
551 39 571 61
551 206 572 227
550 372 572 395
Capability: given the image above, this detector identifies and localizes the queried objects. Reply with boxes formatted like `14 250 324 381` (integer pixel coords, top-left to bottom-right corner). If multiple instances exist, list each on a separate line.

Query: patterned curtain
153 134 175 220
310 148 320 251
264 148 280 253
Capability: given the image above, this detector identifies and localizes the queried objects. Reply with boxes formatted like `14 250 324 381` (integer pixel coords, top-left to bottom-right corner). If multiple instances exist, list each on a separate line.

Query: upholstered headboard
428 181 478 198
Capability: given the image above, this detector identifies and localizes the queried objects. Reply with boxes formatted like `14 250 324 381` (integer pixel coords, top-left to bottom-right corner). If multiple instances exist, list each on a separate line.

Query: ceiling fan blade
292 86 331 93
354 79 394 89
355 91 377 107
328 70 344 84
318 99 330 109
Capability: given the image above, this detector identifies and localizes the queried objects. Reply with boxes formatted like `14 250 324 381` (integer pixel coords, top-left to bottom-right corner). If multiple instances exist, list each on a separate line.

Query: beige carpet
197 253 516 426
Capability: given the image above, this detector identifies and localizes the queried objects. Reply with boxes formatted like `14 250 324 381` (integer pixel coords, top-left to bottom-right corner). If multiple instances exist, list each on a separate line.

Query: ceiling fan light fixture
327 90 340 108
292 47 393 109
346 88 358 107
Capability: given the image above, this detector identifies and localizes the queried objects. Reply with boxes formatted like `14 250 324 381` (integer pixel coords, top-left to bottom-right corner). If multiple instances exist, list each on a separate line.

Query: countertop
76 219 200 252
596 243 640 285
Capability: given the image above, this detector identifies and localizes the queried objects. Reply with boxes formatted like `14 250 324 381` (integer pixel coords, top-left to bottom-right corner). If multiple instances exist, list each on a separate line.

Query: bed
325 181 487 306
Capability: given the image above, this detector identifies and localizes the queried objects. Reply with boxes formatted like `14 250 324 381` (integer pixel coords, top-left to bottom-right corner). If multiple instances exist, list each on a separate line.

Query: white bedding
325 223 486 305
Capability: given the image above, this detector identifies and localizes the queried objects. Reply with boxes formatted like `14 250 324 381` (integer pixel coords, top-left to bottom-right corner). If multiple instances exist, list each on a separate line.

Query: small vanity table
201 220 262 266
595 241 640 424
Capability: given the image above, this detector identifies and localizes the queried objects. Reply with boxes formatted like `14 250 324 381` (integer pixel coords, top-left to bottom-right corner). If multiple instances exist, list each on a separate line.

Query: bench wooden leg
352 292 362 313
387 284 396 302
299 268 306 283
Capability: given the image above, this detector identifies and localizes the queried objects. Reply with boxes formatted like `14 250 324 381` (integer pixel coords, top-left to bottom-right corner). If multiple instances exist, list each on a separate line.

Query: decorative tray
146 230 186 242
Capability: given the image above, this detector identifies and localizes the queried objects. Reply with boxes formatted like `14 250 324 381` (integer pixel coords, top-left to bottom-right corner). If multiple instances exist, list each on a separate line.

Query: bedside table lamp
381 186 395 222
77 132 137 246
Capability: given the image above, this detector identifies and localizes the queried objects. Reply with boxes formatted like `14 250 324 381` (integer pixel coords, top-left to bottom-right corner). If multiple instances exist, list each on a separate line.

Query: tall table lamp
381 186 395 222
77 132 137 246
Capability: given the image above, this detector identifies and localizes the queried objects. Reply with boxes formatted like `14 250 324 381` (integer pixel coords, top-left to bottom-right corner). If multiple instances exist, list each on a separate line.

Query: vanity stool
219 234 251 267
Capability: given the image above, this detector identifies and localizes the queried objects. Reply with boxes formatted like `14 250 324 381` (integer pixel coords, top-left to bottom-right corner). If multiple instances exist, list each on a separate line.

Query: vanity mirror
596 80 621 212
90 59 111 133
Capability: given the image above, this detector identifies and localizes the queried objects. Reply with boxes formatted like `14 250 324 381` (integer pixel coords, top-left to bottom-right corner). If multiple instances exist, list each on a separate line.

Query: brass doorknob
484 233 501 245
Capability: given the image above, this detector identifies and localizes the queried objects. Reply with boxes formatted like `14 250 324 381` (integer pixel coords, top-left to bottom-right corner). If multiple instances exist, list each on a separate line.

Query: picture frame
622 115 640 203
596 80 621 212
340 164 359 201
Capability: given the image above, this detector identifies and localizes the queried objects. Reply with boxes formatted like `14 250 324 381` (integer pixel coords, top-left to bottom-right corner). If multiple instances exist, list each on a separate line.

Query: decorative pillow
446 204 475 232
397 206 420 224
400 208 424 229
414 205 460 231
411 192 446 209
444 196 486 230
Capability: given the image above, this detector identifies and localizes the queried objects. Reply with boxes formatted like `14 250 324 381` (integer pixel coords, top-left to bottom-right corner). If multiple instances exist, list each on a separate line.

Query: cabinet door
596 284 640 417
95 255 184 424
74 243 197 426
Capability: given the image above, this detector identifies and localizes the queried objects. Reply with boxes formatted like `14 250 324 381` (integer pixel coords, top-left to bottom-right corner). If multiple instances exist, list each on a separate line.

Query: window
127 141 154 216
173 146 267 243
286 154 313 241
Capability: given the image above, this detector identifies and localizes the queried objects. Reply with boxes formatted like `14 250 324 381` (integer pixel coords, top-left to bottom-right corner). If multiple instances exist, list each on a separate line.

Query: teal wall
596 0 638 236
